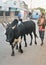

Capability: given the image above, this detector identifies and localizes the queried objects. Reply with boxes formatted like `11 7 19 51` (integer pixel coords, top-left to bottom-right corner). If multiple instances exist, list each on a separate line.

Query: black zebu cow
5 20 37 56
5 19 27 47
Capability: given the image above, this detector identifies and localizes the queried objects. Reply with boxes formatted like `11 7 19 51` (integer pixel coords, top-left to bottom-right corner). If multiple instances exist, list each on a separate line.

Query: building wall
0 11 18 23
0 11 28 23
0 0 28 23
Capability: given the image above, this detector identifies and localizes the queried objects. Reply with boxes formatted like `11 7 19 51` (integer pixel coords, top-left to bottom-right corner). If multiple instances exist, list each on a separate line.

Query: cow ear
12 25 16 29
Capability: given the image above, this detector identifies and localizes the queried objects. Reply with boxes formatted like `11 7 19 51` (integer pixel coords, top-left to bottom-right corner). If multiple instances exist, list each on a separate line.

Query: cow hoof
25 45 27 47
21 49 23 53
11 53 15 56
41 43 43 46
18 49 23 53
25 44 27 47
11 52 15 56
30 43 32 46
35 42 37 45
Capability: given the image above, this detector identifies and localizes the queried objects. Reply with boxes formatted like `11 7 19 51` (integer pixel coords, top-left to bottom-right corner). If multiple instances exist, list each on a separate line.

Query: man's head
19 19 22 22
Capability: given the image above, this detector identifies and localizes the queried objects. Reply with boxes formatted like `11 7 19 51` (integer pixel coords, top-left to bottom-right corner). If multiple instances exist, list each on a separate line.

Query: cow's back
14 20 36 38
23 20 35 33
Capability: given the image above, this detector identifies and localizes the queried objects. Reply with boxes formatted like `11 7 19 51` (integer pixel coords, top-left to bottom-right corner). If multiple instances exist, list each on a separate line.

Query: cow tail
34 23 38 38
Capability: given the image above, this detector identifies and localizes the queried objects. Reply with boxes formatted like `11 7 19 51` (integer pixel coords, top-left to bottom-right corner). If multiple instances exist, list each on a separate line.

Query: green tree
36 7 45 13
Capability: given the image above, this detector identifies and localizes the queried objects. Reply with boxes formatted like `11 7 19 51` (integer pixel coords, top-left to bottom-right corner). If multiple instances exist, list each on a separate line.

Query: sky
22 0 46 9
2 0 46 9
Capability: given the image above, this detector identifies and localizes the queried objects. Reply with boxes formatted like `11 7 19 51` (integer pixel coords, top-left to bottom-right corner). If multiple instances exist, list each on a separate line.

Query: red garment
39 17 45 31
39 26 45 31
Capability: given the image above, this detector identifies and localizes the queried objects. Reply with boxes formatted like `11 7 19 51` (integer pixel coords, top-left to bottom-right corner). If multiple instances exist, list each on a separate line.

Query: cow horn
12 25 16 29
2 22 8 29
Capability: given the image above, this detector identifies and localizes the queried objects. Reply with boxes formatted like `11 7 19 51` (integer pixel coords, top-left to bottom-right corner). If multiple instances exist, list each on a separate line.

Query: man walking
38 13 45 46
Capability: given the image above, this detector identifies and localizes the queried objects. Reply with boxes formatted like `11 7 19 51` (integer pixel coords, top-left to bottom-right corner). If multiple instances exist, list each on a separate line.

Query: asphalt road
0 20 46 65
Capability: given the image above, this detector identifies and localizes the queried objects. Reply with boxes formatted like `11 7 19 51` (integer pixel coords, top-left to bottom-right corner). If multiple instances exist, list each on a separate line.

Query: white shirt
17 21 22 25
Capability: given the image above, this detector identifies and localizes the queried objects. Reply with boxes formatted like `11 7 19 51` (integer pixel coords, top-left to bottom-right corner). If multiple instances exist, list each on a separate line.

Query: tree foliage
36 7 45 13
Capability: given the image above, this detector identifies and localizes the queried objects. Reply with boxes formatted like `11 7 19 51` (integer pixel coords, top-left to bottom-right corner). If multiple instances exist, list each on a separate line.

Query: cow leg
16 44 18 49
18 43 23 53
11 43 15 56
14 39 18 50
17 37 23 53
16 36 22 50
24 35 27 47
16 42 18 50
13 41 18 50
30 34 33 45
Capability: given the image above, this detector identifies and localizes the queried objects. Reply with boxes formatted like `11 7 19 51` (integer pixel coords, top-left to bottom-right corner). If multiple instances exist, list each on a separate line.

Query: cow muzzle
6 39 10 42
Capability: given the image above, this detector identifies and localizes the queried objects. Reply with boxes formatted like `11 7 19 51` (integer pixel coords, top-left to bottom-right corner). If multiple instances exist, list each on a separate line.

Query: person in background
18 11 23 21
38 13 45 46
27 12 32 20
17 11 23 25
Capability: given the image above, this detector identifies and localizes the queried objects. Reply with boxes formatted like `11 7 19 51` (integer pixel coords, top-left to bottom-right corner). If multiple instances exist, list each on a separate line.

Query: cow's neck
14 28 20 39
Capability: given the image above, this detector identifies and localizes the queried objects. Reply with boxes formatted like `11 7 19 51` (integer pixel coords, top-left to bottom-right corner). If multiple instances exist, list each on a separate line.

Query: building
19 1 28 19
0 0 28 23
